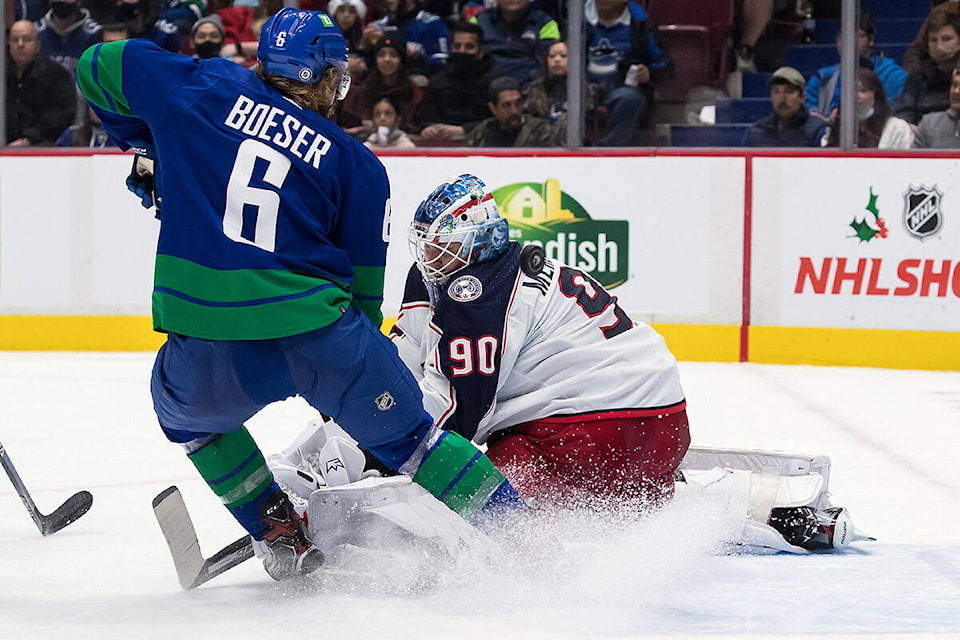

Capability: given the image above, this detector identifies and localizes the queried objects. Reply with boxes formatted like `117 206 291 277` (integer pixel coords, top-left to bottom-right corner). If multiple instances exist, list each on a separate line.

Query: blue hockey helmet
409 174 510 282
258 8 348 85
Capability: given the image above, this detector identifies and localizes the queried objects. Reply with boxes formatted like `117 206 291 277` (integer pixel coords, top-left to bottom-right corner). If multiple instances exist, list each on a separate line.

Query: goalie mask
408 174 510 282
258 8 351 99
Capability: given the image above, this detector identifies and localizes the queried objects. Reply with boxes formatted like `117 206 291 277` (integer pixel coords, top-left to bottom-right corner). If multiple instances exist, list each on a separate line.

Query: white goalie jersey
389 243 686 444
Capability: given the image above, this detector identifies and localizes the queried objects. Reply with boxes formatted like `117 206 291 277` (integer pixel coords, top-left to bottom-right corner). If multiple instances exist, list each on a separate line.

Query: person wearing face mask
109 0 181 53
804 12 907 121
189 14 226 59
895 11 960 128
37 0 104 76
418 22 493 144
822 68 913 150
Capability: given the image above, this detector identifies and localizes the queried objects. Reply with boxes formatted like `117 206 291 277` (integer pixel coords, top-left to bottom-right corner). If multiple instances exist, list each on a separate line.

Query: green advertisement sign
491 179 629 289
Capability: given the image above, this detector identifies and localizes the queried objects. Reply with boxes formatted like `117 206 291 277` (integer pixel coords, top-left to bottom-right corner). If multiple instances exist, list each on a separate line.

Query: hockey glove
126 153 162 217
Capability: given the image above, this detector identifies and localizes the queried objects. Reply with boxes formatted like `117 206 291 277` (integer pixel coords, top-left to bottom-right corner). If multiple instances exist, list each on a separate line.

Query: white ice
1 352 958 640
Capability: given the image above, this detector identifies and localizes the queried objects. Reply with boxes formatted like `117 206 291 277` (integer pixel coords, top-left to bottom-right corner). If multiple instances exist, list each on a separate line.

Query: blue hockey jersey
77 39 391 340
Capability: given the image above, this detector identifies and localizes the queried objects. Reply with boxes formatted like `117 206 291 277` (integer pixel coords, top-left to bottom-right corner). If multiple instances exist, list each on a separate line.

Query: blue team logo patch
448 275 482 302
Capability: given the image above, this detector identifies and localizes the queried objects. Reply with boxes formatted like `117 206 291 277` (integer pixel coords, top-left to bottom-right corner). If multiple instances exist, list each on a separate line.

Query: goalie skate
678 446 873 553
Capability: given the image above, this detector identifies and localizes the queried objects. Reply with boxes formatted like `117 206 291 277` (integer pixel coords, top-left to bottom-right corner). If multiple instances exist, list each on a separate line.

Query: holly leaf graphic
865 187 879 219
849 218 877 242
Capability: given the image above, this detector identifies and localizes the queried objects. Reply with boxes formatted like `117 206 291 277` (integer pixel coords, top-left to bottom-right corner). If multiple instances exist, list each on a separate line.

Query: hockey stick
152 486 254 589
0 440 93 536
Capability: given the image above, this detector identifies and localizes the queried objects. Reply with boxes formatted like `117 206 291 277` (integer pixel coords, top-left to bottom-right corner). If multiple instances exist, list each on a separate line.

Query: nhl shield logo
448 275 482 302
902 185 944 240
375 391 395 411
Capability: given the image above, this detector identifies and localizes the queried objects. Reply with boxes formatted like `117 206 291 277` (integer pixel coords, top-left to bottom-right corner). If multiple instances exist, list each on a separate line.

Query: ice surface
1 353 958 639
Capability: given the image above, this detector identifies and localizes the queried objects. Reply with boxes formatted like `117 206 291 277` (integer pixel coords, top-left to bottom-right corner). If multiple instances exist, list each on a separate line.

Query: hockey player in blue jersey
76 9 523 582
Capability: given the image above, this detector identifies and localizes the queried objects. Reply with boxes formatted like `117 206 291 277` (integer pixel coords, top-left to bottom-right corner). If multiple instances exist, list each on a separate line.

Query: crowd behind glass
5 0 960 149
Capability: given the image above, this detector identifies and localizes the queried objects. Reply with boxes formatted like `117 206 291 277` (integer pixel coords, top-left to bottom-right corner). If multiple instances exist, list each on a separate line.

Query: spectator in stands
93 0 180 51
585 0 672 146
190 14 226 58
902 1 959 74
37 0 103 76
217 0 283 63
419 21 494 144
56 104 115 147
471 0 559 84
466 75 560 146
159 0 206 34
734 0 774 74
12 0 49 21
337 33 425 137
361 0 449 75
523 40 581 138
913 68 960 148
327 0 366 51
805 12 907 120
895 11 960 127
744 66 825 147
101 21 129 41
822 68 913 149
5 20 77 147
364 96 418 149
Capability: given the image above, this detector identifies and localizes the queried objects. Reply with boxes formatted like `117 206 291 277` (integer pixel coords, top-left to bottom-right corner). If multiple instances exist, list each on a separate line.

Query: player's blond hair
256 65 343 117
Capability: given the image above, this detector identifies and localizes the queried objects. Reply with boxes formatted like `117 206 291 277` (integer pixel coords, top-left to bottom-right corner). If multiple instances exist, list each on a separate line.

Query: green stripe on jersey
351 265 385 326
155 254 351 303
187 429 275 509
152 254 352 340
76 41 133 116
413 431 506 515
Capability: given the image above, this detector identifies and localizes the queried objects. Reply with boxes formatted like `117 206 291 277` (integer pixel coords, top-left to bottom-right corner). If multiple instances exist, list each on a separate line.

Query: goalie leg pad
305 475 494 560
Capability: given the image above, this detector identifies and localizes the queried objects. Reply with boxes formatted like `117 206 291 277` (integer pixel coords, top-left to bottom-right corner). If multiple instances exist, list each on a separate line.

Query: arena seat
859 0 931 21
742 72 773 98
647 0 735 102
714 97 770 124
669 124 750 147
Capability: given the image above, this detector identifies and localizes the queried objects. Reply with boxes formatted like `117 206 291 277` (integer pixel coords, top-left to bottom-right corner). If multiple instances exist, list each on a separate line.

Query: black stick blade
41 490 94 536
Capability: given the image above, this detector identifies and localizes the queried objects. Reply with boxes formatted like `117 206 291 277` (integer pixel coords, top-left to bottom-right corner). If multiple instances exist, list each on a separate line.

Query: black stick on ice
0 440 93 536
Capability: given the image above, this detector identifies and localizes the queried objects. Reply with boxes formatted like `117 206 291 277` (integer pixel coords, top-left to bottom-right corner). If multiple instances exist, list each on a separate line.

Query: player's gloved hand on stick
127 153 157 209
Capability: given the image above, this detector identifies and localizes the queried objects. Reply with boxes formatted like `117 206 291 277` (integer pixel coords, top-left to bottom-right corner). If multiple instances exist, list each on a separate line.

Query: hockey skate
253 490 325 581
678 447 874 554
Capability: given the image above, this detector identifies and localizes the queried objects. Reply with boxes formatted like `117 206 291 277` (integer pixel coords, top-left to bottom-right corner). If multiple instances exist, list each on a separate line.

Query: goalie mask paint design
408 174 510 283
258 8 349 92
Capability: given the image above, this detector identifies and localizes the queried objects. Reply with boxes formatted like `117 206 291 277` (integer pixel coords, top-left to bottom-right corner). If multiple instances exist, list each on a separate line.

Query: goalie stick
0 440 93 536
152 486 254 589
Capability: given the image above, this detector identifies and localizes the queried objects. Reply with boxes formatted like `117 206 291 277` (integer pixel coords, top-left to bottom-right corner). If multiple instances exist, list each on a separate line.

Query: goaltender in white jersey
391 174 690 509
